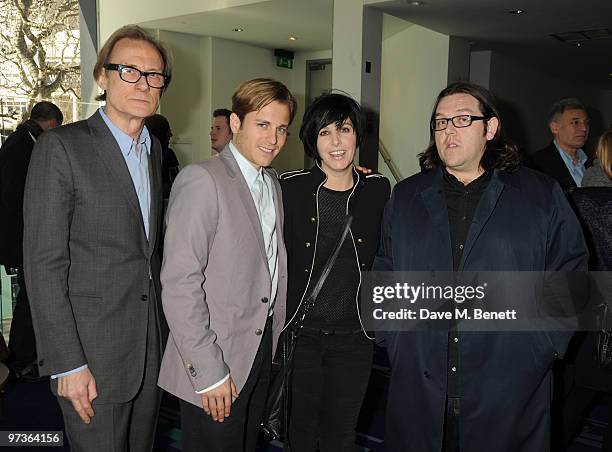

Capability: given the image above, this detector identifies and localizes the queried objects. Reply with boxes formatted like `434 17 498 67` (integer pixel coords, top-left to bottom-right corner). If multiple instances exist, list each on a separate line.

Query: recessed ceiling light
508 9 525 14
233 28 244 32
289 36 297 41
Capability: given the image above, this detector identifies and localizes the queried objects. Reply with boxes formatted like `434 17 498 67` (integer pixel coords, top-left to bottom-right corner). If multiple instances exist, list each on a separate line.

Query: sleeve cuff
51 364 88 379
195 373 230 394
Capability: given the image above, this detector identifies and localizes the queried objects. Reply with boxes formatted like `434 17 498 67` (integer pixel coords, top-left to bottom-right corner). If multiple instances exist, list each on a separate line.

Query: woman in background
279 93 390 451
582 128 612 187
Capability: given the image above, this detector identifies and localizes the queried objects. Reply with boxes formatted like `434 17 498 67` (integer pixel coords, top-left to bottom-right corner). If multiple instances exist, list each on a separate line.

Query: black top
304 187 361 330
442 169 491 398
0 120 43 267
279 164 390 332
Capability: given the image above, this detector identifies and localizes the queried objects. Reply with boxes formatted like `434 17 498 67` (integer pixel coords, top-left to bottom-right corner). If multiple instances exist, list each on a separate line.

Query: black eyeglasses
431 114 489 131
103 63 169 89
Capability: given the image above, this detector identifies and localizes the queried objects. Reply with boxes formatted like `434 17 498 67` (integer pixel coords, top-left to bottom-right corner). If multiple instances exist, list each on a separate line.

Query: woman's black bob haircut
299 92 363 161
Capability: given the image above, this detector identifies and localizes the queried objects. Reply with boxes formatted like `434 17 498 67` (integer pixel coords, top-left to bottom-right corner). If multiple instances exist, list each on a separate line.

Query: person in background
581 128 612 188
210 108 233 153
531 98 591 192
0 101 63 380
280 92 390 451
145 114 180 199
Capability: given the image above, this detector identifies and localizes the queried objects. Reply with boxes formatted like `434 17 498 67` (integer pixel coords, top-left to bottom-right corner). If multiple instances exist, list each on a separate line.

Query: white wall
379 18 450 182
158 30 208 165
154 32 326 171
209 37 298 171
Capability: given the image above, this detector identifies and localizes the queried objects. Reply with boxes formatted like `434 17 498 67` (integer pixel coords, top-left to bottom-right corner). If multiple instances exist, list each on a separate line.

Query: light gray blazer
23 111 164 403
158 148 287 407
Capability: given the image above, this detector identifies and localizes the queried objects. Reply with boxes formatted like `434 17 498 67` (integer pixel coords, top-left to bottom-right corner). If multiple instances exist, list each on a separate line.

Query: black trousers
562 386 612 451
180 317 273 452
287 328 373 452
6 267 37 372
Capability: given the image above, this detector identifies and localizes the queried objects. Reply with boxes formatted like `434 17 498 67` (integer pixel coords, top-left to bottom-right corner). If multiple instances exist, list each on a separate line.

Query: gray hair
548 98 587 124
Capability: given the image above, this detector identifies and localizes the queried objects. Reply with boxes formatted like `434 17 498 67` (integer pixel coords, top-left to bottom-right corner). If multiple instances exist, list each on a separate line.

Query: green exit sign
276 56 293 69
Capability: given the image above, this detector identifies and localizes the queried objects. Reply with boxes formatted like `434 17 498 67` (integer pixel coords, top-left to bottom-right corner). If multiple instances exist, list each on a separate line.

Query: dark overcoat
374 166 588 452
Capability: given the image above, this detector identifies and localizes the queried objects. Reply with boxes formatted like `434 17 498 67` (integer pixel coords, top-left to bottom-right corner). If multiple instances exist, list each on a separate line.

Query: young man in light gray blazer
23 26 171 451
158 78 296 452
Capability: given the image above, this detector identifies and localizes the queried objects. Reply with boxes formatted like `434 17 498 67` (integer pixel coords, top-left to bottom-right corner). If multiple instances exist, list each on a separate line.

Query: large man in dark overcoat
374 82 588 452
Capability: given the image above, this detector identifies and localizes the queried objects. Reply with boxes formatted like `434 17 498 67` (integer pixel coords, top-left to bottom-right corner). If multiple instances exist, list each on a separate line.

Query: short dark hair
299 92 362 161
419 81 520 173
30 101 63 125
548 98 587 124
213 108 232 125
93 25 172 101
145 114 171 141
232 78 297 124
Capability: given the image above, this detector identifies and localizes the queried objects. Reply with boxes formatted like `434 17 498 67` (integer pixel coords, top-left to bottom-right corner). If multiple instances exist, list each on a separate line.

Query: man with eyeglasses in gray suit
23 25 171 451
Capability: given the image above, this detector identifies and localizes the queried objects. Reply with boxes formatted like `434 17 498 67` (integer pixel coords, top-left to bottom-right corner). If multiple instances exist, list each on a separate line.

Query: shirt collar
229 141 263 188
99 107 151 157
553 140 587 166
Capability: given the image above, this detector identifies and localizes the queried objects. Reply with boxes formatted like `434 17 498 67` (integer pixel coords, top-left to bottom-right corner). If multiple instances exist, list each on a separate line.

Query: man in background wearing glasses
374 82 587 451
23 25 170 451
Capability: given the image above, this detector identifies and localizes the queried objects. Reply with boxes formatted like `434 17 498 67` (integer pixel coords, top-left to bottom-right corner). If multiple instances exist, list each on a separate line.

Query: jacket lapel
220 150 267 261
88 112 144 230
459 171 505 270
147 138 162 256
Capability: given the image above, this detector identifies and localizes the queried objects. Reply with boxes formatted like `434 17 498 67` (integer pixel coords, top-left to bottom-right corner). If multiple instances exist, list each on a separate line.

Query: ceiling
141 0 612 90
368 0 612 90
140 0 333 52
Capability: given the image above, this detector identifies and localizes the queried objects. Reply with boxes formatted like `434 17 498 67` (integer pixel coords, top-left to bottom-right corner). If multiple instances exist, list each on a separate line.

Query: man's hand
57 368 98 424
201 377 238 422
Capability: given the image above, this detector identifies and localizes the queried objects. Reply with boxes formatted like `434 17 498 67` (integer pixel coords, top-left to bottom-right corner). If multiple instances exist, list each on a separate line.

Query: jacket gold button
310 217 316 222
357 238 363 243
255 329 263 335
305 242 311 247
304 268 309 273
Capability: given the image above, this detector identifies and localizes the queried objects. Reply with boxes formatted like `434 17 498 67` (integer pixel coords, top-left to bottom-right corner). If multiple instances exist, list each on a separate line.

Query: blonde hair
232 78 297 124
93 25 172 101
596 129 612 179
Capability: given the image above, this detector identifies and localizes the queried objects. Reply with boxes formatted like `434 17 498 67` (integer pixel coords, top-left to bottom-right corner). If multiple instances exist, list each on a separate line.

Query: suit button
141 294 148 301
357 238 363 243
304 268 309 273
305 242 311 247
261 297 269 304
361 263 365 268
38 359 44 367
255 329 263 335
310 217 316 222
423 371 430 378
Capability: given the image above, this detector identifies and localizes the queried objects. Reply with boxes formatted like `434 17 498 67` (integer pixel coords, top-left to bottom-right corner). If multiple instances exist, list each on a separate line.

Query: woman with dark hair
279 93 390 451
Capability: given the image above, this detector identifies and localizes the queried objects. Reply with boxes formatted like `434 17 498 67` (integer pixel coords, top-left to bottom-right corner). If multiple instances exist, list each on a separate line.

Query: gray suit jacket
23 111 163 403
158 149 287 407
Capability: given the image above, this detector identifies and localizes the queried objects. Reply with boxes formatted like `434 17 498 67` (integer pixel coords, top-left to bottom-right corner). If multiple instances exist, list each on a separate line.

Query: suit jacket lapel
459 171 505 270
220 150 267 261
88 112 144 229
147 139 162 256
